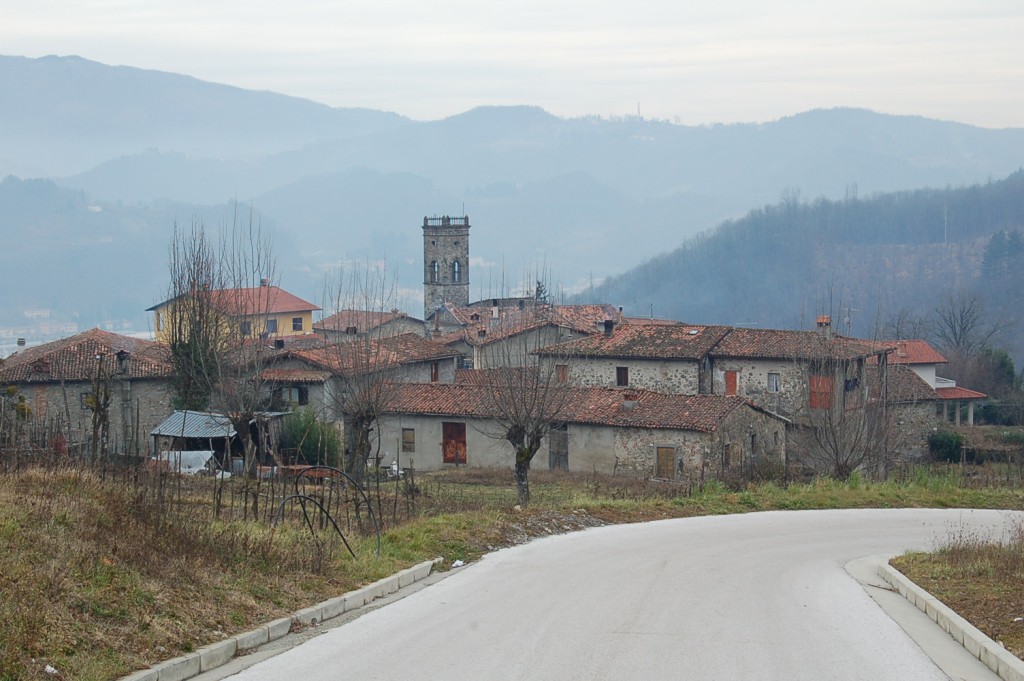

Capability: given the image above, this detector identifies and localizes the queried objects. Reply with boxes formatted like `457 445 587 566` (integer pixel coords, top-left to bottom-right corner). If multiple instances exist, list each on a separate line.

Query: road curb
117 558 439 681
879 562 1024 681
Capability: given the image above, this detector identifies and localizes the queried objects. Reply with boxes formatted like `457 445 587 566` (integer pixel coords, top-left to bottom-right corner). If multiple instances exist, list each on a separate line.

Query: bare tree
318 263 407 484
164 219 225 411
883 307 932 341
788 348 895 479
932 289 1013 388
160 210 278 485
476 300 575 506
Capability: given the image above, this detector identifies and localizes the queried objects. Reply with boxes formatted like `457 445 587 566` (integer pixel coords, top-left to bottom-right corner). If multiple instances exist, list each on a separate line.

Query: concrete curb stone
117 558 439 681
879 563 1024 681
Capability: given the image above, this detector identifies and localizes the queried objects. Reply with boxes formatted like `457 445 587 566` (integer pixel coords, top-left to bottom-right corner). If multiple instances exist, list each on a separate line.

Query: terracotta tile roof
710 328 884 361
259 368 331 384
935 386 987 400
434 304 620 346
314 309 420 333
384 383 771 433
0 328 172 383
883 340 947 365
149 285 319 315
273 333 461 377
867 365 937 404
538 324 733 360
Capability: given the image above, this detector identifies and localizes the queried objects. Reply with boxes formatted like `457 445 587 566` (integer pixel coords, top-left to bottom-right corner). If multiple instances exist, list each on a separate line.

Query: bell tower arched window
452 260 461 283
430 260 439 283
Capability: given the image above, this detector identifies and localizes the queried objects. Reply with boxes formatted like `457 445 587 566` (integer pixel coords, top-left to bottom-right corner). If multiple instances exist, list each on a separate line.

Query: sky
4 0 1024 128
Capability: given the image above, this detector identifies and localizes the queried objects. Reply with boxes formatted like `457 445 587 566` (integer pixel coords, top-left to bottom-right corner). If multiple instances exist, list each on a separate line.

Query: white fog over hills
2 54 1024 350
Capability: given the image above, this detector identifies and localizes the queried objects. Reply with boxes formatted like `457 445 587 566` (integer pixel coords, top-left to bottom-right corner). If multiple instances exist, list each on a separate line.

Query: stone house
705 319 887 419
436 303 621 369
866 364 939 461
259 333 463 419
880 339 987 426
373 383 787 483
313 309 425 342
0 328 174 455
536 322 732 394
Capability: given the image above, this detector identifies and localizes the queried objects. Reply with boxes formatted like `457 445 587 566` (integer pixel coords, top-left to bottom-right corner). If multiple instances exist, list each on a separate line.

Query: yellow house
148 281 320 343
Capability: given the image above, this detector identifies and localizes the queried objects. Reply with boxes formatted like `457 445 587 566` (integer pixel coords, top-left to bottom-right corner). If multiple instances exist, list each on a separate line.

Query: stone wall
22 377 173 455
568 358 701 394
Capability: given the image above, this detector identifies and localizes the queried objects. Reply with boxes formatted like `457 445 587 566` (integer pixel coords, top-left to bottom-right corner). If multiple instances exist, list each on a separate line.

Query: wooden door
655 446 676 479
442 421 467 464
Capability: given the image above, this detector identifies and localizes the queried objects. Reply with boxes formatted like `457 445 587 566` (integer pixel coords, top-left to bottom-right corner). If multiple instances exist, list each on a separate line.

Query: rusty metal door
442 421 467 464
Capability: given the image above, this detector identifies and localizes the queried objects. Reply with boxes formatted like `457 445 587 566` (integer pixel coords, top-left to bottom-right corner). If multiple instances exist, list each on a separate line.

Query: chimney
16 338 25 347
260 278 269 287
603 319 615 336
622 391 639 410
816 315 832 338
115 349 131 374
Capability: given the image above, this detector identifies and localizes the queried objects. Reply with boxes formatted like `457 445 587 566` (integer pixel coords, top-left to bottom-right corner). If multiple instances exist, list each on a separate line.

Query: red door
442 422 467 464
725 370 738 396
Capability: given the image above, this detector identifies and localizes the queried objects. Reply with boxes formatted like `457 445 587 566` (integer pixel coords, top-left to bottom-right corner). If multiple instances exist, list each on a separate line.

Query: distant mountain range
2 54 1024 341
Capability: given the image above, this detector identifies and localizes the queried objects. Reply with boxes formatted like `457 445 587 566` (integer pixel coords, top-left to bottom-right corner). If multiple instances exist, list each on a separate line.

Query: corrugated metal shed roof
151 411 236 439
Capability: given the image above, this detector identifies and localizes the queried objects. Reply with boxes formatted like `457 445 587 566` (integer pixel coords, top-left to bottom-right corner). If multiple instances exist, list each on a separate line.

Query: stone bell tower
423 215 470 319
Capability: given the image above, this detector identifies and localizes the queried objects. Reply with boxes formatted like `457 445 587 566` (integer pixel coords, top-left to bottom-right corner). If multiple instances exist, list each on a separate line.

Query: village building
147 279 320 342
259 333 463 418
0 328 174 455
705 318 887 418
438 303 623 369
536 321 732 394
881 339 987 426
314 309 424 342
373 383 787 482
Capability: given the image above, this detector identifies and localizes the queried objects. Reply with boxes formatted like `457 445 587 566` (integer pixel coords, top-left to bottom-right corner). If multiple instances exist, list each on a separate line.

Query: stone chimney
816 315 832 339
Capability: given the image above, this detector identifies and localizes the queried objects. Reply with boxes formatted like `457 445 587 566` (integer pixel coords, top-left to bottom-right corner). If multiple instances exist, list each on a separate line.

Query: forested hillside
587 171 1024 357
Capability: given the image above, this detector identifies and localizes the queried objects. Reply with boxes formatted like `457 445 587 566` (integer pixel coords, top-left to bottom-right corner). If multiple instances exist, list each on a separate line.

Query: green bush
928 430 966 463
279 409 341 467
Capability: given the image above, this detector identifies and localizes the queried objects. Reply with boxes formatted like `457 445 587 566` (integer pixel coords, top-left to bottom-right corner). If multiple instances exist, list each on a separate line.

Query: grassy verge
1 464 1022 680
892 521 1024 659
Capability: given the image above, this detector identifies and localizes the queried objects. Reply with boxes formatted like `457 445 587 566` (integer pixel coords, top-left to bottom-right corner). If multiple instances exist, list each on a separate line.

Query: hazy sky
5 0 1023 127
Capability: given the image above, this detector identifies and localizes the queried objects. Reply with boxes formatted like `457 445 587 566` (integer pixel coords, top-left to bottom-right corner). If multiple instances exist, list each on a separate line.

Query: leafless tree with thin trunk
474 288 575 507
161 209 278 516
318 263 407 485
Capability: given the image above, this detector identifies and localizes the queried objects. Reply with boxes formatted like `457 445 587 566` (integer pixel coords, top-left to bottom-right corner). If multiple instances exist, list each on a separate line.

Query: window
266 318 278 334
430 260 439 283
452 260 461 283
556 364 569 384
430 361 440 382
809 375 834 410
402 428 415 453
80 392 92 411
240 320 252 337
292 317 303 331
724 370 738 396
275 386 309 406
549 423 568 470
767 372 781 393
616 366 629 387
154 310 162 332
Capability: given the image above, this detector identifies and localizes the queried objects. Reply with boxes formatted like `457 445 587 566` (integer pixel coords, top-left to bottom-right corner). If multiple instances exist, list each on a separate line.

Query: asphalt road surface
223 509 1019 681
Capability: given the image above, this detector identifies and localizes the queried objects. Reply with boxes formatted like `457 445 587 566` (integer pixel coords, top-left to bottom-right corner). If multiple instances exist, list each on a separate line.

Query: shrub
279 409 341 467
928 430 966 463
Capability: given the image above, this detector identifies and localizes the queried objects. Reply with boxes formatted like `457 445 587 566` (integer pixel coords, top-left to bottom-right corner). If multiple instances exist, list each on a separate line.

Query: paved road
224 509 1018 681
